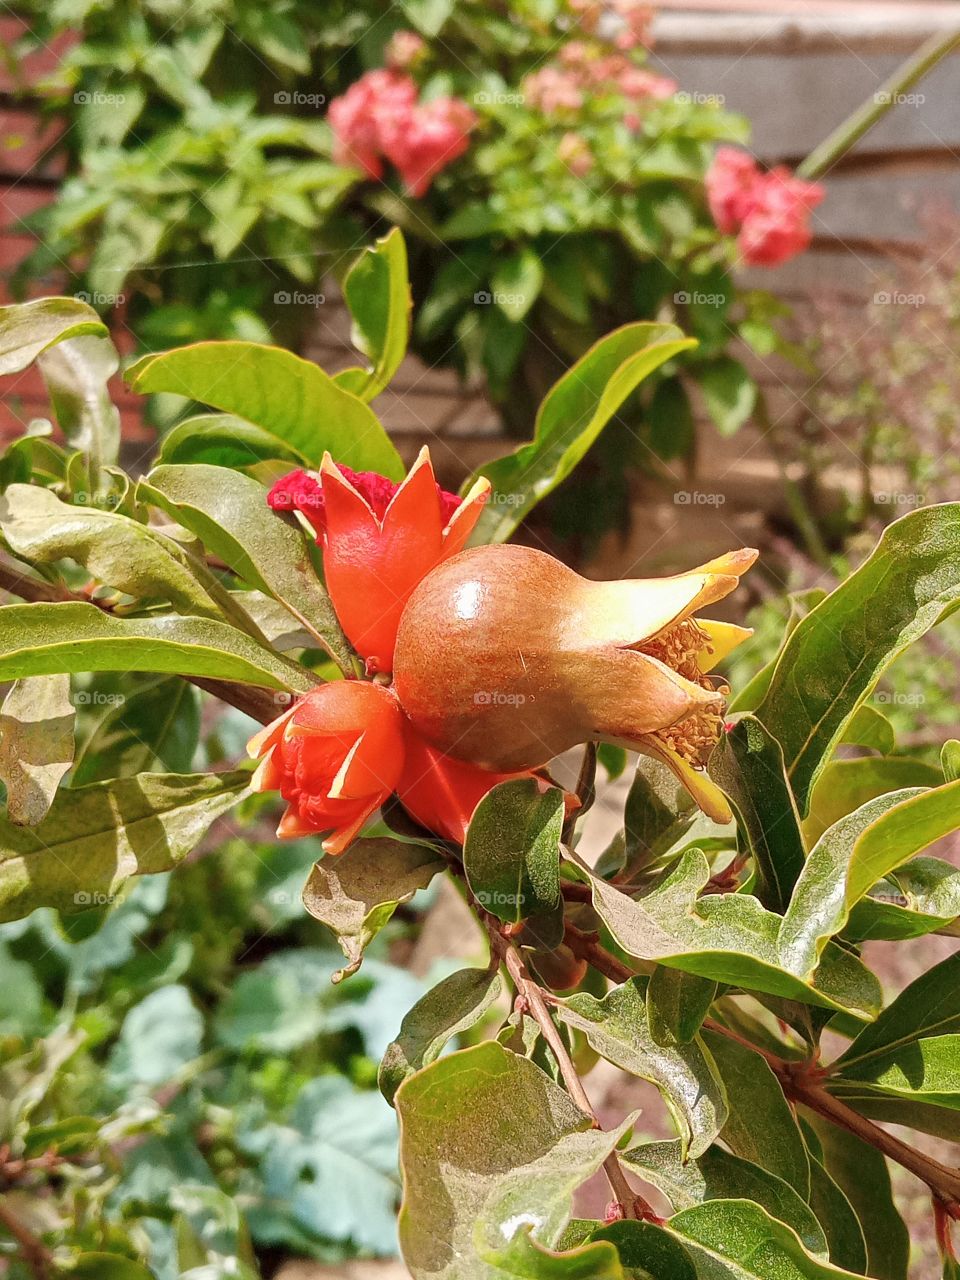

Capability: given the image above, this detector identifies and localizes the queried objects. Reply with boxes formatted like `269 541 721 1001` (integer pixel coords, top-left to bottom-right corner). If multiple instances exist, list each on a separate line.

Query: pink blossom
328 70 418 179
705 146 763 235
705 147 824 267
523 66 584 114
382 97 477 198
617 67 676 100
738 167 824 266
386 30 426 70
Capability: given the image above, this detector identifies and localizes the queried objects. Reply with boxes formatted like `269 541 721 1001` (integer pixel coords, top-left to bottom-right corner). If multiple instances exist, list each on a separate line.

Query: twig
571 932 960 1214
483 918 656 1222
0 1200 53 1280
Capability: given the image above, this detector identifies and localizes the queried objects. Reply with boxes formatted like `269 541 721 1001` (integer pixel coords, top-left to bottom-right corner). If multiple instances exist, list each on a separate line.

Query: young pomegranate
392 543 756 822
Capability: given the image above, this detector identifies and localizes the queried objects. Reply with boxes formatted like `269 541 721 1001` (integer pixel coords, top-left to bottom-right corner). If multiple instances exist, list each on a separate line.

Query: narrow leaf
463 779 564 927
755 503 960 813
334 228 411 402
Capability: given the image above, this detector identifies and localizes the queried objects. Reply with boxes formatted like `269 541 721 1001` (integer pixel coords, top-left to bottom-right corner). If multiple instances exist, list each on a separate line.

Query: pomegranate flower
393 544 757 823
268 448 489 675
706 147 824 268
248 682 405 853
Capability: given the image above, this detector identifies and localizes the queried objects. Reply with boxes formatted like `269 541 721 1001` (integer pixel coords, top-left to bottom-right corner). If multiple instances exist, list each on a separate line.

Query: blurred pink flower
328 69 418 178
705 147 824 267
386 29 426 70
382 97 477 198
738 166 825 266
328 72 474 196
617 66 676 99
523 65 584 113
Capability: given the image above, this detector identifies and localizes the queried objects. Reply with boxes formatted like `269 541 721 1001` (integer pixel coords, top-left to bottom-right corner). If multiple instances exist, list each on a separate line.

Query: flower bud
248 681 404 853
393 544 756 822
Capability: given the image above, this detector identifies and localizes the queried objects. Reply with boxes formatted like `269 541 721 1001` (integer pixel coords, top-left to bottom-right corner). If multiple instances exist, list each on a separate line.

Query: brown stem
0 1200 53 1280
0 555 280 726
571 932 960 1214
483 919 655 1222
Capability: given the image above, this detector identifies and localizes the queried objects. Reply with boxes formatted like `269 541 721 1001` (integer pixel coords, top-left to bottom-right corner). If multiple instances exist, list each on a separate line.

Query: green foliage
2 261 960 1279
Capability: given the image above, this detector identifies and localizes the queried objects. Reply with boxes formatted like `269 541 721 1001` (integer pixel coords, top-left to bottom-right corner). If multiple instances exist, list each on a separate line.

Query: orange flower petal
247 703 297 759
441 476 491 559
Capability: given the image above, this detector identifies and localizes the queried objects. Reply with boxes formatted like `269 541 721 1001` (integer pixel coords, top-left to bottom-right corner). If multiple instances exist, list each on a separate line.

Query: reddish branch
0 1199 53 1280
566 928 960 1215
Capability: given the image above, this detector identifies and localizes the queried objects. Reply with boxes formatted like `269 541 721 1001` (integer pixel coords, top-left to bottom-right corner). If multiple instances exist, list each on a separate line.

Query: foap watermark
274 290 326 307
874 90 925 107
74 90 126 106
274 90 326 108
74 891 119 907
75 289 125 307
474 690 528 707
674 290 728 308
875 690 926 707
74 690 126 708
72 490 123 509
474 889 525 908
873 290 925 308
674 490 725 507
489 492 527 508
474 90 525 106
474 290 525 308
874 490 925 508
675 90 725 107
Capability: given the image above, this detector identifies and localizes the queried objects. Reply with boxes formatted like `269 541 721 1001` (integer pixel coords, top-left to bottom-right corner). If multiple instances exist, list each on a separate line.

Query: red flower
381 97 477 199
327 72 475 196
705 147 824 267
248 682 405 853
328 70 419 179
268 448 489 674
394 727 540 846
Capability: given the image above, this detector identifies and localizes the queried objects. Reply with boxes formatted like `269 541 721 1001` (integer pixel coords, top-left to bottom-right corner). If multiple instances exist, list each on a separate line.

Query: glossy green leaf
590 1221 697 1280
943 740 960 783
781 783 960 977
842 703 895 754
728 589 826 714
804 1118 909 1280
0 770 249 921
138 463 353 670
623 1140 827 1256
802 756 942 846
0 297 108 375
469 323 696 542
334 228 411 401
463 780 564 926
755 503 960 813
646 967 717 1047
670 1200 867 1279
71 677 200 785
70 1256 155 1280
396 1041 635 1280
702 1029 809 1196
708 715 806 912
836 952 960 1072
610 756 696 882
835 1034 960 1108
156 412 308 470
565 849 880 1018
302 838 445 982
0 483 244 625
804 1151 868 1275
846 855 960 941
480 1226 624 1279
492 247 544 324
0 675 74 825
126 341 404 477
379 965 502 1105
557 977 727 1159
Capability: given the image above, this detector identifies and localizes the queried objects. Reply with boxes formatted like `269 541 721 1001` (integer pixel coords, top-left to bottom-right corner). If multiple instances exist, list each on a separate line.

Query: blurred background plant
0 688 443 1279
10 0 785 468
